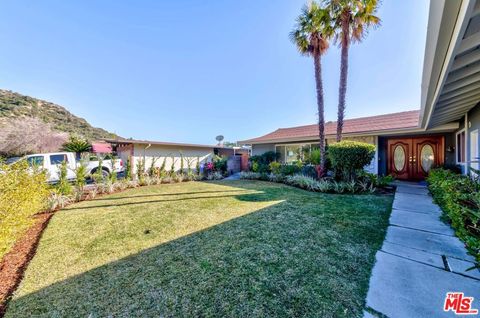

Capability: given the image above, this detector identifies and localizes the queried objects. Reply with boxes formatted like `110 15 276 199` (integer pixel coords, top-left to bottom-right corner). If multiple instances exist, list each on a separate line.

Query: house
103 138 248 175
240 0 480 180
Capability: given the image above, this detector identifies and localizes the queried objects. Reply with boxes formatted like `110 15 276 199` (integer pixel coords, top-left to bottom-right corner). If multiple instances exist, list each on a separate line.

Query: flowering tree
0 117 68 157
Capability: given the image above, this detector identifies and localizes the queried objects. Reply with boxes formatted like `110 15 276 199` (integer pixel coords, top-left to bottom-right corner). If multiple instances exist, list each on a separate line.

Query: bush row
250 141 376 182
0 161 50 260
240 171 393 194
427 168 479 261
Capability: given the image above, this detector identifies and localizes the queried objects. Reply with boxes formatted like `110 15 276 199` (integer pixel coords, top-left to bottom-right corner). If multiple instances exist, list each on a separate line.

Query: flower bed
240 171 393 194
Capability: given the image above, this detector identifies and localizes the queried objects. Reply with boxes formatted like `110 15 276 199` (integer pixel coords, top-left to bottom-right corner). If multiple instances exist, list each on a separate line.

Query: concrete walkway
223 172 241 180
364 181 480 318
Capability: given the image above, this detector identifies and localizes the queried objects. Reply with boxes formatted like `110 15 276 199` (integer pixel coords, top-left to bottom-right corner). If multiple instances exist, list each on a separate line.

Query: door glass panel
421 145 434 173
393 145 406 171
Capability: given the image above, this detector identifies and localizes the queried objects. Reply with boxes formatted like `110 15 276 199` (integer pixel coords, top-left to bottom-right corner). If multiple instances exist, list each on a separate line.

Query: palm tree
290 2 333 175
327 0 380 141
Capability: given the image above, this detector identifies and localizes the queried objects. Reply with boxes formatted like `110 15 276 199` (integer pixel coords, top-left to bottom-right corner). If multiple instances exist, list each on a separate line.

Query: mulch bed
0 212 54 317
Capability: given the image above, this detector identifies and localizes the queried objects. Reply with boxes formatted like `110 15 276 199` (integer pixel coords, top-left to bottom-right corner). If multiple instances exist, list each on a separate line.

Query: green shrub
213 155 228 174
280 164 301 176
62 134 91 156
136 158 146 183
250 151 279 173
149 157 159 177
328 141 375 181
269 162 282 174
195 157 201 175
427 168 479 261
75 158 88 189
0 160 50 259
358 171 394 188
57 160 73 195
125 158 133 180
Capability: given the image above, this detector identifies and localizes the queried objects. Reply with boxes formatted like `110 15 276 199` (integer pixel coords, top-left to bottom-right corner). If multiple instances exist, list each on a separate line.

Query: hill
0 89 117 140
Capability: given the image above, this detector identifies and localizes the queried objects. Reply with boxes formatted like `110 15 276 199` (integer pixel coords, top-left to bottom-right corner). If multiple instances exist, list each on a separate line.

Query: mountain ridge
0 89 117 140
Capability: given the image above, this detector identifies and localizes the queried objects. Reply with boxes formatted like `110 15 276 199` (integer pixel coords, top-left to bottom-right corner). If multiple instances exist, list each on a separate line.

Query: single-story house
240 0 480 181
103 138 248 175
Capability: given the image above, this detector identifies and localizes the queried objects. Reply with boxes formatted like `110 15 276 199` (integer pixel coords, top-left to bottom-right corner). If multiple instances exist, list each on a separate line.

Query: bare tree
0 117 68 157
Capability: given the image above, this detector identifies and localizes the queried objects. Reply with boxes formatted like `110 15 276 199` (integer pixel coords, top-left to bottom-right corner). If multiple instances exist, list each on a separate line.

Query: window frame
275 143 318 163
49 154 69 165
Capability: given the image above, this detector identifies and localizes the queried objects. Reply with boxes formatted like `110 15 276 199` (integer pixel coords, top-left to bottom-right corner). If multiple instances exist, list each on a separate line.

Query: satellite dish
215 135 224 144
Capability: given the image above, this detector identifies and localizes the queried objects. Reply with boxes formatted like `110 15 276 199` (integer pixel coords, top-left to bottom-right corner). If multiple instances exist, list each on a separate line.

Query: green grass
6 180 393 317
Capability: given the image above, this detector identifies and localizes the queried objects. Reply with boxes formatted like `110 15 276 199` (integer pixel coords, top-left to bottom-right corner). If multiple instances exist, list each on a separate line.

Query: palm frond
290 1 332 56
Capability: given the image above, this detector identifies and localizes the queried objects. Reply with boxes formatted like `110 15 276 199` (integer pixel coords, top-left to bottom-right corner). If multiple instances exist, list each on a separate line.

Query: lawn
6 180 393 317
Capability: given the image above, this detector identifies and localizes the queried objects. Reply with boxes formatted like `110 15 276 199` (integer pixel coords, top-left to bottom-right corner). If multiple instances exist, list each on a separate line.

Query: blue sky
0 0 429 144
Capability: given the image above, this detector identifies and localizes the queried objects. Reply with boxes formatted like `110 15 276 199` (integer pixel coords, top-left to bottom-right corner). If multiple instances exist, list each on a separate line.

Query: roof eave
239 122 459 145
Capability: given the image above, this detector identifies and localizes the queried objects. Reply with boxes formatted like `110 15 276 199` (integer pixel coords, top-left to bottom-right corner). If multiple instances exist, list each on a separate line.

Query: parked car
22 152 124 183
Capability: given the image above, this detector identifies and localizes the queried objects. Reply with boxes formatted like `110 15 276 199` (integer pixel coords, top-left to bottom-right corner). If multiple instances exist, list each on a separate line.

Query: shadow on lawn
91 189 246 201
6 181 391 318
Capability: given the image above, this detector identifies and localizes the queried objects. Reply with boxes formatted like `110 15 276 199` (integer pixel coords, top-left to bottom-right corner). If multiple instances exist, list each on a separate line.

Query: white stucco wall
119 144 214 175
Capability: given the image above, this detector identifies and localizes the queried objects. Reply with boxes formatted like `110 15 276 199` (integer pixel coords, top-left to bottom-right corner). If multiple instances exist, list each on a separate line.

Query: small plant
317 179 331 192
332 181 346 194
75 157 88 189
57 160 73 195
92 158 105 184
46 191 72 211
162 175 173 184
269 162 282 175
108 159 118 184
149 157 159 177
195 157 201 175
170 156 177 175
268 173 285 183
213 155 228 174
125 158 133 180
86 187 98 200
136 157 146 183
356 179 370 192
206 171 224 180
159 157 167 176
72 187 85 202
185 157 194 175
346 180 357 193
179 152 185 174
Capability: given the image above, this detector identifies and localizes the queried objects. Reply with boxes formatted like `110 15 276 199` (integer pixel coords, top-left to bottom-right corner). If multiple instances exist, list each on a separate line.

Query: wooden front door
387 136 444 180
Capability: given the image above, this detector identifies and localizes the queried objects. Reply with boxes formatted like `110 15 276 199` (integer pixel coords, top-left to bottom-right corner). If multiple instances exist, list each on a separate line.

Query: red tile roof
242 110 420 143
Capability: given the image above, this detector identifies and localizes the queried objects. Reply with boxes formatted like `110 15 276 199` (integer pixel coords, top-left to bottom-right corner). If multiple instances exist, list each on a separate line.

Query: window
50 154 68 165
27 156 44 167
275 144 314 163
456 130 466 163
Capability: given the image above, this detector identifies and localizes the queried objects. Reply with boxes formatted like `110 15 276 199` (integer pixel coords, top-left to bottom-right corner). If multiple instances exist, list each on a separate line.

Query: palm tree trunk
313 52 326 176
337 40 349 142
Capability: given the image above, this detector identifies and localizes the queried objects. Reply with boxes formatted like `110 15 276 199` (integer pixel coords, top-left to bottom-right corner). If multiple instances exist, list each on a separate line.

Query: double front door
387 136 444 180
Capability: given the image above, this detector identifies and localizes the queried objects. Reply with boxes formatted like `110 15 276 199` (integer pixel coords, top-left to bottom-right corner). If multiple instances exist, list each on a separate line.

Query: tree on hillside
327 0 380 141
290 1 333 175
0 117 68 157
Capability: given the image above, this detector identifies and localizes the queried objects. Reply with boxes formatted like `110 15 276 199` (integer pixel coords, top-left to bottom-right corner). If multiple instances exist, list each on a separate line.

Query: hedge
328 140 376 181
427 168 479 261
0 160 50 260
